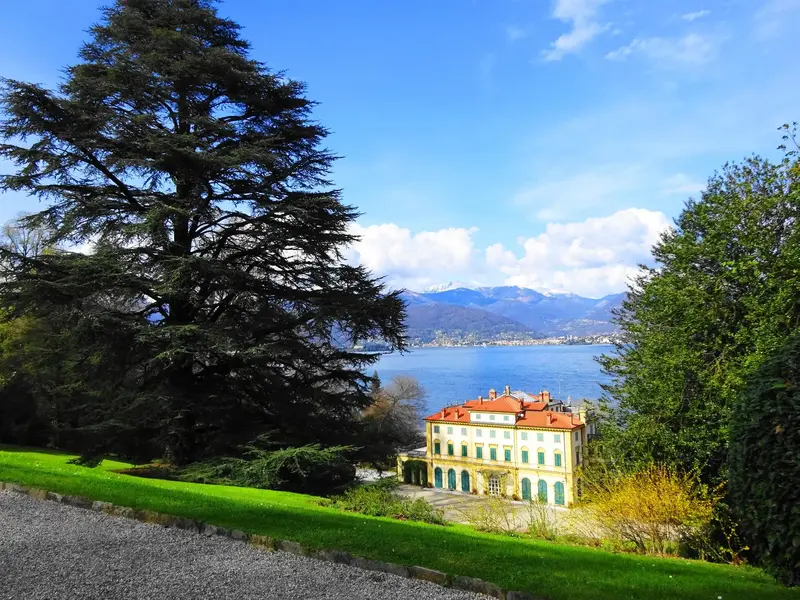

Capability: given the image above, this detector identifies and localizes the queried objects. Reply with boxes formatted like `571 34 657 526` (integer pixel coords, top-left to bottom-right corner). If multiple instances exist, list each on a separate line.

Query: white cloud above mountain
346 208 671 298
345 223 479 291
485 208 671 297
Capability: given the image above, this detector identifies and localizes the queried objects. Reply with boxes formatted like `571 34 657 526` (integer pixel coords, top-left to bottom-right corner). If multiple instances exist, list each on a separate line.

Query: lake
375 345 612 416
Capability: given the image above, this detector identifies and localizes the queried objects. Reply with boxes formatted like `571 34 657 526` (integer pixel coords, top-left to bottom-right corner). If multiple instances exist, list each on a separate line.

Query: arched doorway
521 477 531 501
461 470 470 492
554 481 565 505
434 467 443 488
537 479 548 503
447 468 456 490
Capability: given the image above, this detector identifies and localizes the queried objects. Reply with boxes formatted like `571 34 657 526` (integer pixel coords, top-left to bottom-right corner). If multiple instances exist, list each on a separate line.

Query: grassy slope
0 446 796 600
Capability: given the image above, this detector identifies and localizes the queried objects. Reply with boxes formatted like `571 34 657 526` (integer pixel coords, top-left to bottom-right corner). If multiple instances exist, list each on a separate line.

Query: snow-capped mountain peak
423 280 482 293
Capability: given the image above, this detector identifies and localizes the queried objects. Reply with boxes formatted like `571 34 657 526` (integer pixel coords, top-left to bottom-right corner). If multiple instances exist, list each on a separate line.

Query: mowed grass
1 446 797 600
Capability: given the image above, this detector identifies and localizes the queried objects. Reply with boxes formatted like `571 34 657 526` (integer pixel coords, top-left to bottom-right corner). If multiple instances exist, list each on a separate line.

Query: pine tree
0 0 406 463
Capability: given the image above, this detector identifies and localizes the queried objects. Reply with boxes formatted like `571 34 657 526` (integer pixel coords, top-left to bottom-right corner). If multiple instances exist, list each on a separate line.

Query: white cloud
513 164 646 221
754 0 800 40
605 33 722 66
346 223 479 291
486 208 671 297
659 172 705 196
506 25 529 42
542 0 610 61
681 9 711 22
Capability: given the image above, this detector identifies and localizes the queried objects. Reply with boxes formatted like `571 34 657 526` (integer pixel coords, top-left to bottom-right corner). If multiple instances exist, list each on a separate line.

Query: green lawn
0 446 796 600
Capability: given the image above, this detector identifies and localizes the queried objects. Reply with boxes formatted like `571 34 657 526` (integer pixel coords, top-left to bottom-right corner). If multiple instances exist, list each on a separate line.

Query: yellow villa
397 386 593 506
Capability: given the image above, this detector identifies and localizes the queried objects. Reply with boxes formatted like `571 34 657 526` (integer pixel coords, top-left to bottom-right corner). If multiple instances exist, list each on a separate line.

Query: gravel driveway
0 491 488 600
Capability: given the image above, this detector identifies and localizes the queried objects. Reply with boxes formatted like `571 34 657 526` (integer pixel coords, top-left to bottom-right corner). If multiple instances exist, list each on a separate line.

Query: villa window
490 415 496 421
488 475 501 496
476 429 483 438
461 444 468 457
490 447 497 461
434 441 441 455
554 433 561 443
476 414 481 420
554 452 562 467
504 448 512 462
503 430 511 439
521 432 528 441
574 431 579 442
490 430 496 439
447 426 453 434
434 425 440 433
537 433 544 442
447 442 454 456
503 415 510 422
521 449 529 464
476 446 483 459
576 448 581 464
537 450 545 465
461 427 467 436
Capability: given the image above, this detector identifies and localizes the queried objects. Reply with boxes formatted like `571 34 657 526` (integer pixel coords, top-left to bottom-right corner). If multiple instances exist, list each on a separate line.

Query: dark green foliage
179 444 356 496
67 454 104 468
729 334 800 585
599 142 800 486
329 478 446 525
0 0 405 464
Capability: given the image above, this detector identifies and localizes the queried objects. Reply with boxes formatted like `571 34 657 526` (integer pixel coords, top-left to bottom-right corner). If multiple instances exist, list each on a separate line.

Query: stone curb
0 480 545 600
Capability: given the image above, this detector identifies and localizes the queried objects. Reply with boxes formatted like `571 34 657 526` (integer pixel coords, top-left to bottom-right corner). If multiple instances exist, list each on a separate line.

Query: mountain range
400 284 625 342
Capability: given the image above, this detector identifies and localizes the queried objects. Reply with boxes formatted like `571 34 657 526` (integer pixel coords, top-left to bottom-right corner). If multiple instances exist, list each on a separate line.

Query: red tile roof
424 405 471 423
516 410 582 430
462 394 523 413
424 391 583 430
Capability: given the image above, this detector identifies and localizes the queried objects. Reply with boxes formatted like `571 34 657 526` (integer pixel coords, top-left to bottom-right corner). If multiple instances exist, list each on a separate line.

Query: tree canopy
598 132 800 486
729 333 800 585
0 0 406 463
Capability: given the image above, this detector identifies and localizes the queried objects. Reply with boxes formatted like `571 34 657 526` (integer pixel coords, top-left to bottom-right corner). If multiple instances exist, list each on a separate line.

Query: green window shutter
476 447 483 459
490 448 497 461
537 451 545 465
504 449 511 462
461 445 468 457
555 453 562 467
434 442 441 455
521 450 529 463
447 443 454 456
434 425 439 433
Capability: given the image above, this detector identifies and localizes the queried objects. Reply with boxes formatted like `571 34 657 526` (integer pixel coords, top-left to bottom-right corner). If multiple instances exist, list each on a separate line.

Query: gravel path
0 491 489 600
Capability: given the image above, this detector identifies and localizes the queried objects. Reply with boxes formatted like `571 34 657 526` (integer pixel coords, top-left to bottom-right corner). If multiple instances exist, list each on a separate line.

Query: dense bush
179 444 357 496
329 478 446 525
579 464 717 555
729 335 800 586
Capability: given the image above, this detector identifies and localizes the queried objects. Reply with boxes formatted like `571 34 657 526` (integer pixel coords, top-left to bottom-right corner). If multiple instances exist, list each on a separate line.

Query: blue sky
2 0 799 296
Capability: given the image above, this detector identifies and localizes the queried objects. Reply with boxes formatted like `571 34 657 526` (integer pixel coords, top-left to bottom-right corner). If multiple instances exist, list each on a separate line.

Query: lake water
375 345 612 416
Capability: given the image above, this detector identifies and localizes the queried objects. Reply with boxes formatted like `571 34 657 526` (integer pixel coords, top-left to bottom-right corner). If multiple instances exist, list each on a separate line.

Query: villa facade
397 386 593 506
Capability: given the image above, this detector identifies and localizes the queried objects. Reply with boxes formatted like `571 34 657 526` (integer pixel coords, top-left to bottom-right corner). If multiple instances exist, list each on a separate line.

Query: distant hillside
405 304 535 343
400 286 625 338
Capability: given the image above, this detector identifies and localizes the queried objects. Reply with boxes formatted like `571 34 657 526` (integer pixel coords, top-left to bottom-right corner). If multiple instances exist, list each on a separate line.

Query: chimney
455 408 461 418
547 412 554 424
441 409 446 418
489 389 497 400
542 390 551 403
503 384 511 396
478 395 483 404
